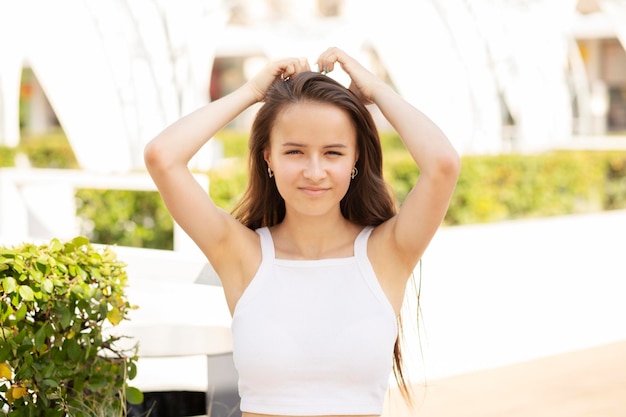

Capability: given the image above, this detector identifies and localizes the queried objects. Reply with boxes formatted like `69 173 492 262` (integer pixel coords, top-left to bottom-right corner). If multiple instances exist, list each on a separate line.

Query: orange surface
383 341 626 417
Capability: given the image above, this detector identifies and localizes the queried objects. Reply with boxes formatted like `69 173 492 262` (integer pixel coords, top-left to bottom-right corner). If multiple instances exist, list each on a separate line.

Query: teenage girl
144 47 460 417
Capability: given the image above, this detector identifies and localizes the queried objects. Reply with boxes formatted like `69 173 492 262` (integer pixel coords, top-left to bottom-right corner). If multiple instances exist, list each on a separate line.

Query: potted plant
0 236 143 416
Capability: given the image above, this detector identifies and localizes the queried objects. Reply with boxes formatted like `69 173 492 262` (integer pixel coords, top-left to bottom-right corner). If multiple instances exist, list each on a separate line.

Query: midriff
242 413 378 417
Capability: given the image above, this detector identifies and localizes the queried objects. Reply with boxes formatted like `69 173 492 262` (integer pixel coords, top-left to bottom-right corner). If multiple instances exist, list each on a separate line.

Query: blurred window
318 0 342 17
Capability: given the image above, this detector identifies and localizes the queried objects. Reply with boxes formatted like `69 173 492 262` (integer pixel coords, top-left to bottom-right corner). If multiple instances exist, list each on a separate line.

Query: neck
272 213 360 259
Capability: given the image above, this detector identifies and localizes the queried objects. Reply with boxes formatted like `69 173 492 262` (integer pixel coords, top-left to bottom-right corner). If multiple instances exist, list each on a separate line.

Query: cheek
273 159 299 177
271 162 298 193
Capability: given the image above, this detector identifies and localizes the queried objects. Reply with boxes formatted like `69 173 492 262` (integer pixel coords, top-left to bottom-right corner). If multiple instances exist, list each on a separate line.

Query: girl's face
264 101 358 219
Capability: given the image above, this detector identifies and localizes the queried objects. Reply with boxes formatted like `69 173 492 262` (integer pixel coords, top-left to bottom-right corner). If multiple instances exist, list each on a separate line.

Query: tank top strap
256 227 275 260
353 226 375 259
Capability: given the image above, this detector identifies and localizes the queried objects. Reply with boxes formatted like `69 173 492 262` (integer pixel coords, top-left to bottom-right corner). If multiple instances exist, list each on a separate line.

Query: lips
299 187 329 196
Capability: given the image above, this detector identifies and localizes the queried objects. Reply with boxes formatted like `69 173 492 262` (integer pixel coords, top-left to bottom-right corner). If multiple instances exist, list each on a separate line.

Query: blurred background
2 0 626 246
1 0 625 416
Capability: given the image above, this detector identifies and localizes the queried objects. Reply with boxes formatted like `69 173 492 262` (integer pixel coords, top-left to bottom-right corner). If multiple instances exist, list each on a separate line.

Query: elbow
435 149 461 183
143 139 172 173
143 140 159 170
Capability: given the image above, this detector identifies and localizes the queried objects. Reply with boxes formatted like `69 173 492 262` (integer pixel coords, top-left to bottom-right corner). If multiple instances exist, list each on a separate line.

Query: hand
246 57 310 102
316 47 386 105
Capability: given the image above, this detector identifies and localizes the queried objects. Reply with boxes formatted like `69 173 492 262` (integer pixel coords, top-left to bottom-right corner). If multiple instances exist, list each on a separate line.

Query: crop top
231 226 398 416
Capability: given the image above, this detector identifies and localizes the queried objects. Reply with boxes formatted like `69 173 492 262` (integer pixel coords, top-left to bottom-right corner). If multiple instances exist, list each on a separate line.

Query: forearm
144 83 258 170
372 84 460 177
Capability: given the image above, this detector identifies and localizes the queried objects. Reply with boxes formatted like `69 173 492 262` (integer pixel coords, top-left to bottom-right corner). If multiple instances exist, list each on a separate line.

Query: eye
326 150 344 156
285 149 302 155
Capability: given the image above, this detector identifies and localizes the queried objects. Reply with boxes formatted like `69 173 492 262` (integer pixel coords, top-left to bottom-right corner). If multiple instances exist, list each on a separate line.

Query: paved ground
383 340 626 417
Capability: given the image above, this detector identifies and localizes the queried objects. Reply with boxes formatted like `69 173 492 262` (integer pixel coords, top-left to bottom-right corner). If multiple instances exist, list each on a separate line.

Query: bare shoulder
367 219 413 274
202 215 262 282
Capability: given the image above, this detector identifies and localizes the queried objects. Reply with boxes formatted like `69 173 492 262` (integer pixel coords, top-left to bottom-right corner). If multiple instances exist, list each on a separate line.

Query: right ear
263 148 271 167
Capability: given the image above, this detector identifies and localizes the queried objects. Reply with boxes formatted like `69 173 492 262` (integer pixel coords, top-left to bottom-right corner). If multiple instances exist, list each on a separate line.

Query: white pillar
0 2 23 147
0 170 29 241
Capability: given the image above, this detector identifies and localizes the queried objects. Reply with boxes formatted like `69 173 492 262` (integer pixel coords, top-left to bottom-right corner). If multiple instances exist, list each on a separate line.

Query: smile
299 187 329 196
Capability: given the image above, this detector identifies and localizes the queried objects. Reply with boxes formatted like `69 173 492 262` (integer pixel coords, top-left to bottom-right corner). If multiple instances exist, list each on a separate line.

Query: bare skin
144 47 461 417
243 413 377 417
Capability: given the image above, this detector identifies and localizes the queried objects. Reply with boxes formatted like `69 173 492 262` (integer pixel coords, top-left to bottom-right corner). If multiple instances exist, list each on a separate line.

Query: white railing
0 167 206 253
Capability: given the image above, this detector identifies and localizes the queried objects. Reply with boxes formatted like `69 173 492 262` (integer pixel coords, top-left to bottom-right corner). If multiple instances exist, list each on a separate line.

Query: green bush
18 130 79 169
445 151 622 225
208 161 248 210
75 190 174 250
214 130 249 158
6 129 626 249
0 147 16 168
605 151 626 209
0 236 142 416
206 132 626 226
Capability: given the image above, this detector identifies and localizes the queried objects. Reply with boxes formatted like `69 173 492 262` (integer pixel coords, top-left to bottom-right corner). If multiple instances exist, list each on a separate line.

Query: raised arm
317 47 461 273
144 57 310 262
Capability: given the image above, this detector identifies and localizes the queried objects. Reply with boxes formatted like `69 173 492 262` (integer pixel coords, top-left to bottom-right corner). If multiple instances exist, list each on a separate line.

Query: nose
303 156 326 181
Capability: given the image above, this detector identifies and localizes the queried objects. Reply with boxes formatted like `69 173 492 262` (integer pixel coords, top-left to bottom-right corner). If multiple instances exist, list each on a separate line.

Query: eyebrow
280 142 348 148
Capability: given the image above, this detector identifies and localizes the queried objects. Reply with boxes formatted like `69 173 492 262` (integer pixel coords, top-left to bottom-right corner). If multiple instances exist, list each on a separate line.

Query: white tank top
231 226 398 416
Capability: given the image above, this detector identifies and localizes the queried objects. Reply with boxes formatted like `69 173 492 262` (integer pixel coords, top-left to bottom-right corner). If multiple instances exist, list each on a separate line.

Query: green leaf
0 339 11 361
18 285 34 301
41 278 54 293
71 236 90 248
128 361 137 380
106 307 123 326
41 378 58 388
59 308 71 329
66 339 81 362
87 374 106 389
29 268 43 282
15 303 27 322
125 386 144 405
36 253 50 265
34 325 47 350
15 334 32 352
73 376 84 393
1 303 14 323
2 277 17 294
42 361 57 378
71 285 84 297
49 239 63 253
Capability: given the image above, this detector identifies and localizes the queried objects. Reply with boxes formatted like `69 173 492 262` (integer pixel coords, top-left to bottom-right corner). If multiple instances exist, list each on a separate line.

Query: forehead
270 101 356 146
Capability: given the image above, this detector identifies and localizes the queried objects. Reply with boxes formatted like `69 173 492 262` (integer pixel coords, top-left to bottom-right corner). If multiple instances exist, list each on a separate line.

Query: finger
279 57 310 80
279 60 298 80
281 63 295 80
317 46 344 74
317 57 335 74
298 56 310 72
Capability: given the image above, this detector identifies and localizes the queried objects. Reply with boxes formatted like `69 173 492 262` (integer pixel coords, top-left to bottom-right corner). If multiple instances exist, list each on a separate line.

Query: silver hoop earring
268 167 274 178
351 166 358 179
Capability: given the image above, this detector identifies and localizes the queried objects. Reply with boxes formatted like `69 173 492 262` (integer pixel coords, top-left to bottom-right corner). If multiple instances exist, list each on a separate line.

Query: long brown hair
232 71 413 401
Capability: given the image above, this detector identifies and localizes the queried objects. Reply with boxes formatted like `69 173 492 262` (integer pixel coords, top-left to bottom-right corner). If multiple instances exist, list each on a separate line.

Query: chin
289 203 338 218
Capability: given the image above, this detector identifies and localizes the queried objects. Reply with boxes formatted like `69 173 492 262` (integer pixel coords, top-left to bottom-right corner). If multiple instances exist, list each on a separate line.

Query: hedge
210 131 626 225
3 130 626 249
